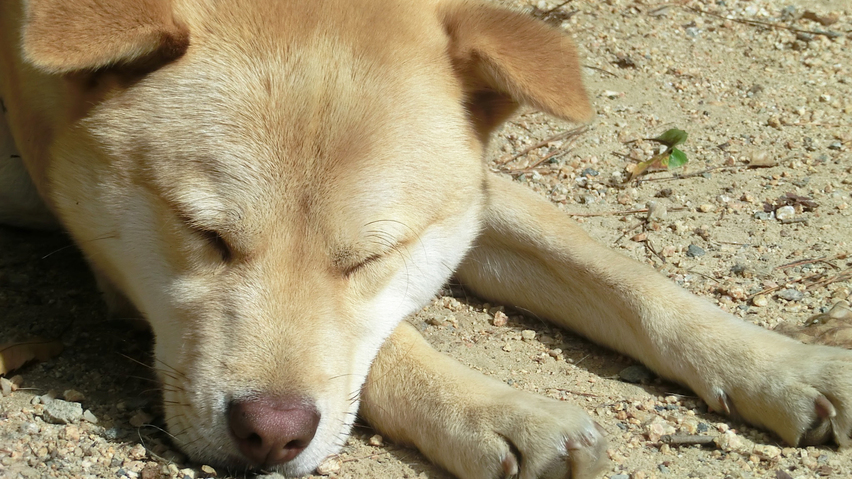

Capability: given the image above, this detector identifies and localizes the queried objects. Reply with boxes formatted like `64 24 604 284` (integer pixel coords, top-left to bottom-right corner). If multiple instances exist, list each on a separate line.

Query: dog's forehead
125 0 476 238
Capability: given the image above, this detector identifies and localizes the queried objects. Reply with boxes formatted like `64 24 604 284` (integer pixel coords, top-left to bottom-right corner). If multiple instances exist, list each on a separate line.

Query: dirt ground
1 0 851 478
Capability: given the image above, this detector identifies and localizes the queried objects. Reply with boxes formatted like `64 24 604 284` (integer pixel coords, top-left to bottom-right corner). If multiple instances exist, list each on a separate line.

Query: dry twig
684 5 847 39
568 206 687 218
660 434 717 447
495 126 588 166
775 256 842 271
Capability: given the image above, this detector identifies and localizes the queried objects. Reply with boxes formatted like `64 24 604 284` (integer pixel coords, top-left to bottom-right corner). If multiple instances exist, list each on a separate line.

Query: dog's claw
799 393 850 447
800 394 837 446
500 452 519 477
715 391 739 419
562 425 608 479
815 394 836 420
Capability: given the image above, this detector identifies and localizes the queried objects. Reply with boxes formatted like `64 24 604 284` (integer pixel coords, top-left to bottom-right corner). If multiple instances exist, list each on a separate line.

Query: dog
2 0 851 478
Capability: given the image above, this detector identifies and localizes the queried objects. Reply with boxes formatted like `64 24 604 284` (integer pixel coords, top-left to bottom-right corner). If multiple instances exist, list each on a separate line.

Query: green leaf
668 148 688 169
652 128 688 147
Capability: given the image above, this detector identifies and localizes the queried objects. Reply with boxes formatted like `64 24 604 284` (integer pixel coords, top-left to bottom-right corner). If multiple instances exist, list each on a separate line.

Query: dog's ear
441 1 592 139
21 0 189 74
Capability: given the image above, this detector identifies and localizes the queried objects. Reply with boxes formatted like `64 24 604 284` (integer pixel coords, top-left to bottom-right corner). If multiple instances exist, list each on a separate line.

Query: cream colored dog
2 1 851 478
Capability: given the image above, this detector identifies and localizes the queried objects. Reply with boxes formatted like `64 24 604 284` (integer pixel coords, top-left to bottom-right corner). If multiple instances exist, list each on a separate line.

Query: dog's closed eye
340 253 383 278
333 243 398 279
193 227 232 262
173 209 235 263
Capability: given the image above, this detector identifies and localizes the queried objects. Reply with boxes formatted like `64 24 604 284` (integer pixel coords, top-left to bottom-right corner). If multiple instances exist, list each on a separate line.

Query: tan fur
2 0 850 478
22 0 189 74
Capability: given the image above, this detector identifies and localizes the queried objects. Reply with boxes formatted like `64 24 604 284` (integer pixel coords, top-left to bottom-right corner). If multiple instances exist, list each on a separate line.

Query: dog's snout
228 395 320 466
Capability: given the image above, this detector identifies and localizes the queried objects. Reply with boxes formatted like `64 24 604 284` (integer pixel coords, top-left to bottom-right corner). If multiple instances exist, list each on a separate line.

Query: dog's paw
710 343 852 448
431 389 608 479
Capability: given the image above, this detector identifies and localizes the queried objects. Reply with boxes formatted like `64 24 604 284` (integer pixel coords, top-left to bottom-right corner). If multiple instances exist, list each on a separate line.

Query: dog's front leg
455 174 852 448
360 321 608 479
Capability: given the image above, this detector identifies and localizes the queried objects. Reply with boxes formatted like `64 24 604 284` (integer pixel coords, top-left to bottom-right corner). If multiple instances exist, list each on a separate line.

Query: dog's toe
563 423 608 479
482 395 608 479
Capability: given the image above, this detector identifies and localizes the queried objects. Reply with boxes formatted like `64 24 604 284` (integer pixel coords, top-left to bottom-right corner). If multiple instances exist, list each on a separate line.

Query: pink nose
228 395 320 466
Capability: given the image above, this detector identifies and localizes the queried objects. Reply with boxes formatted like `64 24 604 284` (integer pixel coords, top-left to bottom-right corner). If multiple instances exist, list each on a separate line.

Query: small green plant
628 128 689 181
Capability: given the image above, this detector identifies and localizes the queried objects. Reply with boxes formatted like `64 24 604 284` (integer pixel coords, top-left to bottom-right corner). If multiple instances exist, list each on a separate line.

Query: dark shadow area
0 226 174 471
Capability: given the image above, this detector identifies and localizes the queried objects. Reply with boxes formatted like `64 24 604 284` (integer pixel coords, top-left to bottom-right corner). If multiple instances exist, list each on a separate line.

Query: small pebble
20 422 40 435
63 424 81 442
645 418 676 442
686 245 705 257
43 399 83 424
775 205 795 221
492 311 509 327
63 389 86 403
715 430 746 453
0 377 12 397
748 150 776 167
698 204 716 213
753 444 781 460
104 427 127 440
777 289 804 302
521 330 536 341
316 457 341 475
82 409 98 423
618 365 655 383
129 444 147 460
368 434 384 446
200 465 217 476
752 295 769 307
38 390 57 405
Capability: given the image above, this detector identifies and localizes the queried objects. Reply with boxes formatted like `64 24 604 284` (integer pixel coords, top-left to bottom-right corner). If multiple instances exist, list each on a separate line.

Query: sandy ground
1 0 851 478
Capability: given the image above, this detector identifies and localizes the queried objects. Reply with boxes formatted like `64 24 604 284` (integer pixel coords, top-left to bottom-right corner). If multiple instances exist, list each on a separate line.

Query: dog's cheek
349 206 484 382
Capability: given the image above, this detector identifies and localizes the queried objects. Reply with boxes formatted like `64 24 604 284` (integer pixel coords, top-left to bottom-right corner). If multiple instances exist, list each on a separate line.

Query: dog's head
20 0 590 473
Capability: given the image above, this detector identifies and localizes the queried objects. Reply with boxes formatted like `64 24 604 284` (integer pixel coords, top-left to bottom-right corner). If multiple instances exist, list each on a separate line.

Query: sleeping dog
2 0 850 477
